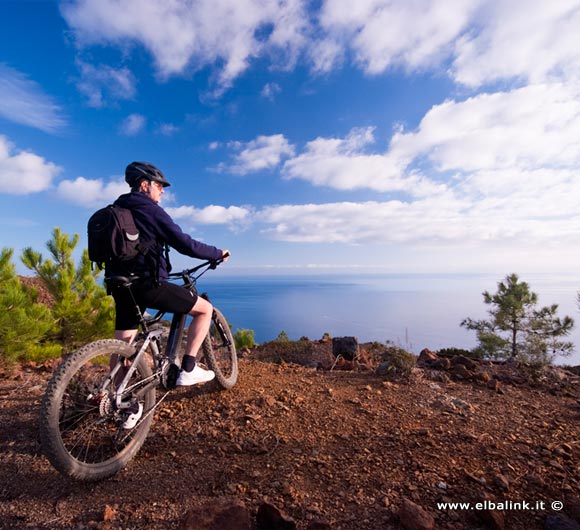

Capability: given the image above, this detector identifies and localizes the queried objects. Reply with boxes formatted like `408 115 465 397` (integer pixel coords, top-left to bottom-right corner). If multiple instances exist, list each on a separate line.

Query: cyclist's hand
221 249 230 262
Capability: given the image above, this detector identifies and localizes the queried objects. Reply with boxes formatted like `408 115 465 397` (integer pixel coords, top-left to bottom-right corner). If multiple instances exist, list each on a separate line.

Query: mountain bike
39 256 237 481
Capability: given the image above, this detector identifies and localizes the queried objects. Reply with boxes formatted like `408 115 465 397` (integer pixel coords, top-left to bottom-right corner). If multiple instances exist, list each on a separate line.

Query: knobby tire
39 339 155 481
202 308 238 389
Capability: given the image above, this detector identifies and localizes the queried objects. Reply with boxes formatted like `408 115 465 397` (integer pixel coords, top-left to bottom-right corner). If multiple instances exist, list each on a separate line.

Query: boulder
451 364 472 380
257 501 297 530
418 349 438 366
433 358 451 370
487 378 502 393
332 337 359 361
451 355 479 371
566 496 580 523
398 498 435 530
545 515 580 530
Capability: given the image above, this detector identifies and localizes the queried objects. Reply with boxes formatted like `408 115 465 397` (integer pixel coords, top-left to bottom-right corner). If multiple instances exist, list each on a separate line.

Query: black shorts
112 281 198 330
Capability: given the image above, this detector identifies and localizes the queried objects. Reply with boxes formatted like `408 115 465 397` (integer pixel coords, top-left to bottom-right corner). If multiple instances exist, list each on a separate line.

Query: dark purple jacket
112 192 222 281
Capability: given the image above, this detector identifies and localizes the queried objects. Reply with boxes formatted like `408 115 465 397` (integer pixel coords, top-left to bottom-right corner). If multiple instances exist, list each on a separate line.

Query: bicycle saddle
105 275 141 288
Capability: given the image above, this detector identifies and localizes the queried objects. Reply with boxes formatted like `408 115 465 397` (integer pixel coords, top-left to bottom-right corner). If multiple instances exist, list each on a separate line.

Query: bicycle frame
106 256 228 407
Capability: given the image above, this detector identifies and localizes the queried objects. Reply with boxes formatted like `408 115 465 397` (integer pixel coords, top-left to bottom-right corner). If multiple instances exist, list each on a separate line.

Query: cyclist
108 161 230 401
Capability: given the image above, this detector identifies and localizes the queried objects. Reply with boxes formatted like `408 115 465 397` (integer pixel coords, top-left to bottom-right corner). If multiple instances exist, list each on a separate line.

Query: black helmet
125 161 171 188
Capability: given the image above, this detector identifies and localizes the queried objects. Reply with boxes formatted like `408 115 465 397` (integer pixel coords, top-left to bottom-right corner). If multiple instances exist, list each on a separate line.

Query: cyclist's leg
110 288 141 374
184 296 213 358
115 329 138 343
111 285 143 345
176 297 216 385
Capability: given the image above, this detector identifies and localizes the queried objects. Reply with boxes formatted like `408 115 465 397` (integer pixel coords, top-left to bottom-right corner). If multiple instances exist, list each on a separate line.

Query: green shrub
275 330 290 342
376 346 417 381
0 248 56 368
437 347 482 359
233 328 256 350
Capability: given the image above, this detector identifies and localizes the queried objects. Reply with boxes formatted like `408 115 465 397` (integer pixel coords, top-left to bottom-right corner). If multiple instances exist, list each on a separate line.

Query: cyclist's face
147 181 164 203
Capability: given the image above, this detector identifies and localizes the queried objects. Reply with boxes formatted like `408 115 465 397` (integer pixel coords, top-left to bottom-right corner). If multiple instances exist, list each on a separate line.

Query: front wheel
39 339 156 481
202 308 238 389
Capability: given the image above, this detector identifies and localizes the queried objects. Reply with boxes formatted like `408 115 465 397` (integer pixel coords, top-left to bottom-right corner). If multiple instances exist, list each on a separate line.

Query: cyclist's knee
190 295 212 316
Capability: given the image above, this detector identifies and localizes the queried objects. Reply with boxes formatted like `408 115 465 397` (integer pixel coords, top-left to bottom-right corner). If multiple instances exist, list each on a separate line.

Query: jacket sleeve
153 206 223 261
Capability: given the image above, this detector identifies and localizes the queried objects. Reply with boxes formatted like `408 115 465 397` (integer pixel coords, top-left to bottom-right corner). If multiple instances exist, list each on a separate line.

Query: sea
198 272 580 366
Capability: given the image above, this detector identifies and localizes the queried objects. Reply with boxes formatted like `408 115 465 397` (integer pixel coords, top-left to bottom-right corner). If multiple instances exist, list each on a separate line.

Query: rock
433 358 451 370
566 496 580 523
451 355 479 370
180 498 250 530
376 361 391 377
494 474 510 491
398 498 435 530
418 349 438 366
429 371 451 383
332 337 359 361
102 504 117 522
487 378 502 392
450 397 473 412
475 370 491 383
545 515 580 530
257 501 297 530
525 473 545 487
451 364 472 380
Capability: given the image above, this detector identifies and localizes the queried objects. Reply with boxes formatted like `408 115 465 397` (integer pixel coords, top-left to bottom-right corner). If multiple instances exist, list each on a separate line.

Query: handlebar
167 252 229 283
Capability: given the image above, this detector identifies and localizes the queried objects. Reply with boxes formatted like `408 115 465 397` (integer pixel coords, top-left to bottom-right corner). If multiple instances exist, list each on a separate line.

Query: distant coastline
201 272 580 366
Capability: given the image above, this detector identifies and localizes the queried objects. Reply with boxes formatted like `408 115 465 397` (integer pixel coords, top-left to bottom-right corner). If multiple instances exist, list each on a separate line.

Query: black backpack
87 205 147 269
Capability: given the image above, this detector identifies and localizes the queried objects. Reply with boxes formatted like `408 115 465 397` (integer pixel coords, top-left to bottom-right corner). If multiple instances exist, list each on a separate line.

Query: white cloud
314 0 580 88
158 123 180 136
281 82 580 193
258 198 468 244
281 126 443 196
56 177 127 207
0 136 61 194
225 134 296 174
261 82 281 101
268 80 580 245
61 0 310 91
452 0 580 87
313 0 480 74
258 187 580 246
60 0 580 95
391 82 580 173
167 204 252 229
119 113 146 136
0 63 66 133
76 60 137 107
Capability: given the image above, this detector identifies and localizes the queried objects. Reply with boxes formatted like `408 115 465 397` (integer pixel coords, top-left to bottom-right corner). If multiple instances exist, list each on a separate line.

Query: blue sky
1 0 580 275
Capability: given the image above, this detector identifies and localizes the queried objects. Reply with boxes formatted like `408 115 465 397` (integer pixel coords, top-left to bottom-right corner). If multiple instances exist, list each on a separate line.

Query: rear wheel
39 339 156 481
202 308 238 389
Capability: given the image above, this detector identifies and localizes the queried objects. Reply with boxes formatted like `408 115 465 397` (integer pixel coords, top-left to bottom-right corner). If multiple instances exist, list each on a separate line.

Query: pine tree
461 273 574 364
0 248 56 366
21 228 114 353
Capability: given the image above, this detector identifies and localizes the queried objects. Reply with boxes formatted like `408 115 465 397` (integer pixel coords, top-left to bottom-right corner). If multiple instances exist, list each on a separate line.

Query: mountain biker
108 162 230 403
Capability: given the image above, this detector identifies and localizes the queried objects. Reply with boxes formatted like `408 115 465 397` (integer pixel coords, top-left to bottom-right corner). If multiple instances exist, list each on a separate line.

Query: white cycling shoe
176 365 215 386
121 402 143 430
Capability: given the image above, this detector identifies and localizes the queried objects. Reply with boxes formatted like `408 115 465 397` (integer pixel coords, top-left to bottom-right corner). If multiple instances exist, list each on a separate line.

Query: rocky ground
0 339 579 530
